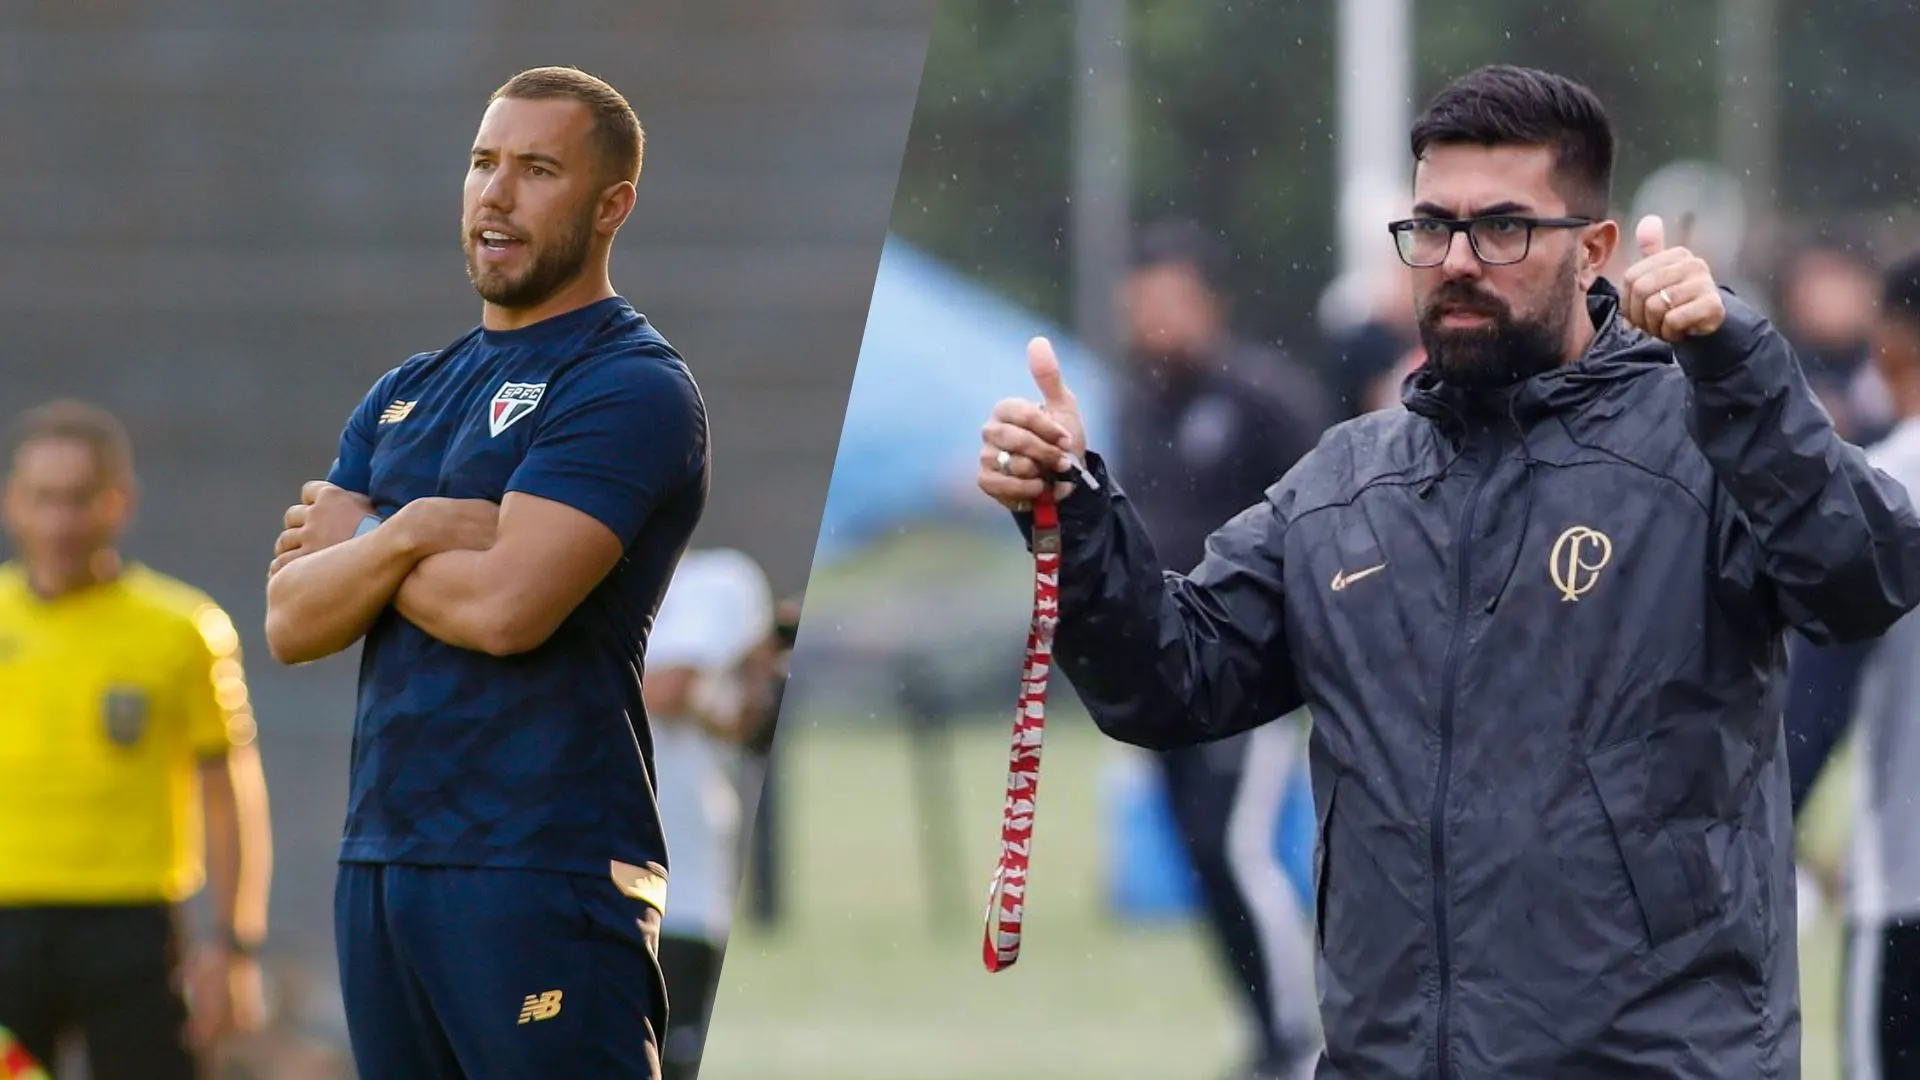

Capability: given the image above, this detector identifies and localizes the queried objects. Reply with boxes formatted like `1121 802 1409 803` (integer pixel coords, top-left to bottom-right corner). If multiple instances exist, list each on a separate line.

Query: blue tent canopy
810 236 1114 566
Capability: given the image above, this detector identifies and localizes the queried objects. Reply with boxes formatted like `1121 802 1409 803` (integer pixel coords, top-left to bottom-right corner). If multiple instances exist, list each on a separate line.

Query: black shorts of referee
0 903 199 1080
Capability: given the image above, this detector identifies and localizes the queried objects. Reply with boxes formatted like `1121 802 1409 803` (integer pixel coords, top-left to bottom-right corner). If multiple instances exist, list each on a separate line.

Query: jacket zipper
1430 444 1495 1080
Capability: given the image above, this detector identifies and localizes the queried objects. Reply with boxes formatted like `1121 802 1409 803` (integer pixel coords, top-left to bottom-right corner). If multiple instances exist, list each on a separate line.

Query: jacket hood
1403 278 1674 431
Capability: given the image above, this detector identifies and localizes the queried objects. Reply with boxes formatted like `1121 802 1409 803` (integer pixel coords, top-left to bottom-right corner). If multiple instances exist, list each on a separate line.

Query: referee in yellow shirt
0 400 273 1079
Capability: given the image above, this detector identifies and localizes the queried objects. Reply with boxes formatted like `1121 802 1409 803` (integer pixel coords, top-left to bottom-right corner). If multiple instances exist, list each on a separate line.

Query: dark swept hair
1410 64 1615 219
1130 218 1234 295
5 399 134 486
1883 249 1920 331
491 65 644 186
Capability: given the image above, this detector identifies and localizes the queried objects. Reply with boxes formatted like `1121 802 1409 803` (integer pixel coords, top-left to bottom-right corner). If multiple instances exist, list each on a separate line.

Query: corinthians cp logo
1549 526 1612 602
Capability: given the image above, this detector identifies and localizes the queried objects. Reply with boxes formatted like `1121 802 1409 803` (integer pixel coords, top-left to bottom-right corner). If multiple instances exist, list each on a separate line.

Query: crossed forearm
269 489 594 660
393 549 519 655
263 525 426 664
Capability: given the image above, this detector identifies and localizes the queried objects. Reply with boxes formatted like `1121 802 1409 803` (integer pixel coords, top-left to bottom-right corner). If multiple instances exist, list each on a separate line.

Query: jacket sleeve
1012 452 1304 750
1679 291 1920 644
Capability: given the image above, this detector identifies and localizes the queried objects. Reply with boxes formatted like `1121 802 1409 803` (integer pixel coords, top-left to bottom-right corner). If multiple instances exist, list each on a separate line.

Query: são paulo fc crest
489 382 547 437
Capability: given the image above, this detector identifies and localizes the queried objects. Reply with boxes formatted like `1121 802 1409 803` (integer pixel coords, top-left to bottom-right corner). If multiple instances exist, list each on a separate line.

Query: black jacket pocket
1586 736 1722 948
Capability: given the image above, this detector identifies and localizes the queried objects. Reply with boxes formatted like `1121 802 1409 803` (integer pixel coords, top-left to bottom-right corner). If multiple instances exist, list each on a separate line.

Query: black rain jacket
1026 283 1920 1078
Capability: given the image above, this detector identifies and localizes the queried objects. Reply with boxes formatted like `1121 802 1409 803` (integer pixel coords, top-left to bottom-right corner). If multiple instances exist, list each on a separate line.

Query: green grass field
704 717 1853 1080
702 717 1243 1079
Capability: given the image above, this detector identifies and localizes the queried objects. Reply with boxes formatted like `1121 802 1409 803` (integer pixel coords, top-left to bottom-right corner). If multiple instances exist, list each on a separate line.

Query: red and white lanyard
981 491 1064 973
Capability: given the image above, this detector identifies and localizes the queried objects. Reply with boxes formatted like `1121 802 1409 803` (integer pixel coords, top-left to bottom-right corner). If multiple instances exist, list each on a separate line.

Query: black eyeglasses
1387 215 1593 268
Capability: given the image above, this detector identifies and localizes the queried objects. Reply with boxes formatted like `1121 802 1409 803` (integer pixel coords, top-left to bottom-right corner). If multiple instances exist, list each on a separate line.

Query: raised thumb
1635 214 1666 258
1027 336 1075 409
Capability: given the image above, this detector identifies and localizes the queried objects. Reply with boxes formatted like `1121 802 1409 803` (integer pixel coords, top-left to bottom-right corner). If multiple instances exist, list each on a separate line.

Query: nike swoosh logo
1330 563 1387 591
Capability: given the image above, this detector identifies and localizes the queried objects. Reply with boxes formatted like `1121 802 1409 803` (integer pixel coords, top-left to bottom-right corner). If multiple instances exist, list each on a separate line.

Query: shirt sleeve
326 366 405 495
180 601 253 759
505 352 708 548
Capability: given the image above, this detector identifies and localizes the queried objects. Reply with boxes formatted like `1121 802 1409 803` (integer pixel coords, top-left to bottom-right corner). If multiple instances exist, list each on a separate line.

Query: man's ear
596 180 636 237
1581 219 1620 289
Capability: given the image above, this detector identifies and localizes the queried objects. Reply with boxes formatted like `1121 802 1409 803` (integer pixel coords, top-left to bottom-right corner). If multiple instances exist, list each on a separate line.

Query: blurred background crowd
708 3 1920 1080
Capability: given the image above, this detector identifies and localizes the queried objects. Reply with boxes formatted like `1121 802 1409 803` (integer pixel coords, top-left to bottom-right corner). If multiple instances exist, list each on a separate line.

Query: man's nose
479 171 514 212
1439 230 1483 279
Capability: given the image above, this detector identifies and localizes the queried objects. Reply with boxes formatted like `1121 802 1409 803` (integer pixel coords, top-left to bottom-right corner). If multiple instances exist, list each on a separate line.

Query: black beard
1418 262 1577 391
1419 314 1568 391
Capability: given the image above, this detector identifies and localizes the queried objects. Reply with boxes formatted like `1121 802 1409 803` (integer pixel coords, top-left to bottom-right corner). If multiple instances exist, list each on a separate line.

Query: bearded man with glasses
975 63 1920 1077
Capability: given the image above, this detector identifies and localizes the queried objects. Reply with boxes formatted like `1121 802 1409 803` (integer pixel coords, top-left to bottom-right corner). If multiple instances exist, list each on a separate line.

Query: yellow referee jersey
0 561 254 904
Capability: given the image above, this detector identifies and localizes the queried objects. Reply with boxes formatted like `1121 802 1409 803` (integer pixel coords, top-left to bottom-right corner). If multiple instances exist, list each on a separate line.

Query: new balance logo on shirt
518 990 562 1024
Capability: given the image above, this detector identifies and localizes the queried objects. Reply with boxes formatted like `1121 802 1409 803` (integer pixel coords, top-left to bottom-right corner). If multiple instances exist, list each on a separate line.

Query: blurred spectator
1116 219 1336 564
0 400 273 1080
1778 235 1894 854
1322 263 1419 418
1782 248 1920 1077
641 548 776 1080
1109 219 1329 1080
1779 237 1889 443
739 592 802 929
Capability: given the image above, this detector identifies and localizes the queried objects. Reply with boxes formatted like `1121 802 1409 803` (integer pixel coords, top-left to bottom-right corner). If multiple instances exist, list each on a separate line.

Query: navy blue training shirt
326 296 709 882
